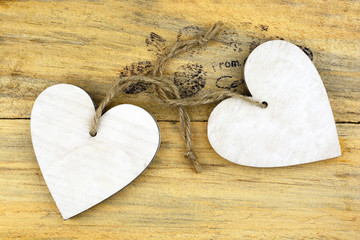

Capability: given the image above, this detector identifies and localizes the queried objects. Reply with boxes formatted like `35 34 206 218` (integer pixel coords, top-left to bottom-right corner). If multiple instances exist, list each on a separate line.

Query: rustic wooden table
1 0 359 239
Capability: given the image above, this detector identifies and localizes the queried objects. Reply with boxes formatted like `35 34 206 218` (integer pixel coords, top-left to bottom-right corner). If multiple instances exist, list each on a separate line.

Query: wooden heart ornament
208 40 341 167
31 84 160 219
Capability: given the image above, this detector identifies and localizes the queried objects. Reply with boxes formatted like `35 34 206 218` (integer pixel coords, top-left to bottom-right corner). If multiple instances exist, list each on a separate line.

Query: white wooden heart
31 84 160 219
208 40 341 167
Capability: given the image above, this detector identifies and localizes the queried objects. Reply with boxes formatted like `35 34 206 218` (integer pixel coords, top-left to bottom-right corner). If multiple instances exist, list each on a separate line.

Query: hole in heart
89 132 97 137
262 101 268 108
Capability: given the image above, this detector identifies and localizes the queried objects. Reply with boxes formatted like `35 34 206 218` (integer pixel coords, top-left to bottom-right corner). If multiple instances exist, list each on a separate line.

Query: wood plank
0 120 359 239
1 0 359 122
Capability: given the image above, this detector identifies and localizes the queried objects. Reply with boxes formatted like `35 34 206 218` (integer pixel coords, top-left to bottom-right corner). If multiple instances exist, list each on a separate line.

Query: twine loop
89 22 265 173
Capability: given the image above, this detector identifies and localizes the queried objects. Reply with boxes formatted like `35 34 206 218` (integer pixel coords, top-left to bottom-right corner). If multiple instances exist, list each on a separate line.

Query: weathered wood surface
1 0 359 122
0 121 359 239
0 0 359 239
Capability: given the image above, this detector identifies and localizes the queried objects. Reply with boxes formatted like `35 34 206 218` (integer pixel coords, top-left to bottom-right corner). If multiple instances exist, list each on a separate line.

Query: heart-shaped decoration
208 40 341 167
31 84 160 219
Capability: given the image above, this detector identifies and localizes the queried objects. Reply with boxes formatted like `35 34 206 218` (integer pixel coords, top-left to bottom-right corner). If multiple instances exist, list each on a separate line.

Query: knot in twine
89 21 266 173
184 150 201 173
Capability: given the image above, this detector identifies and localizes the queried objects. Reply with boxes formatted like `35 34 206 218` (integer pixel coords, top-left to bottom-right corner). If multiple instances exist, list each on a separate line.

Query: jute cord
89 22 266 173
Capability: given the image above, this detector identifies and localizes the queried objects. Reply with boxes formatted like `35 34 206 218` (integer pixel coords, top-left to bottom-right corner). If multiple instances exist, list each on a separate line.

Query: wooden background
0 0 359 239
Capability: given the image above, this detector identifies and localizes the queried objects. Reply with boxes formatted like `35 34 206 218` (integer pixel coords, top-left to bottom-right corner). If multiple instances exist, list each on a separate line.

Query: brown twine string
89 22 266 173
150 21 223 173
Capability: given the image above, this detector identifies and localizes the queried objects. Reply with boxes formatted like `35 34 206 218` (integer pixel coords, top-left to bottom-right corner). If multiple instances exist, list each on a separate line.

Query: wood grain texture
0 0 359 239
0 0 359 122
0 120 359 239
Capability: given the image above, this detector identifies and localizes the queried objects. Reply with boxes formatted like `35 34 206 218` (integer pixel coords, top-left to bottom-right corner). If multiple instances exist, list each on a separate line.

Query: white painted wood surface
31 84 160 219
207 40 341 167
